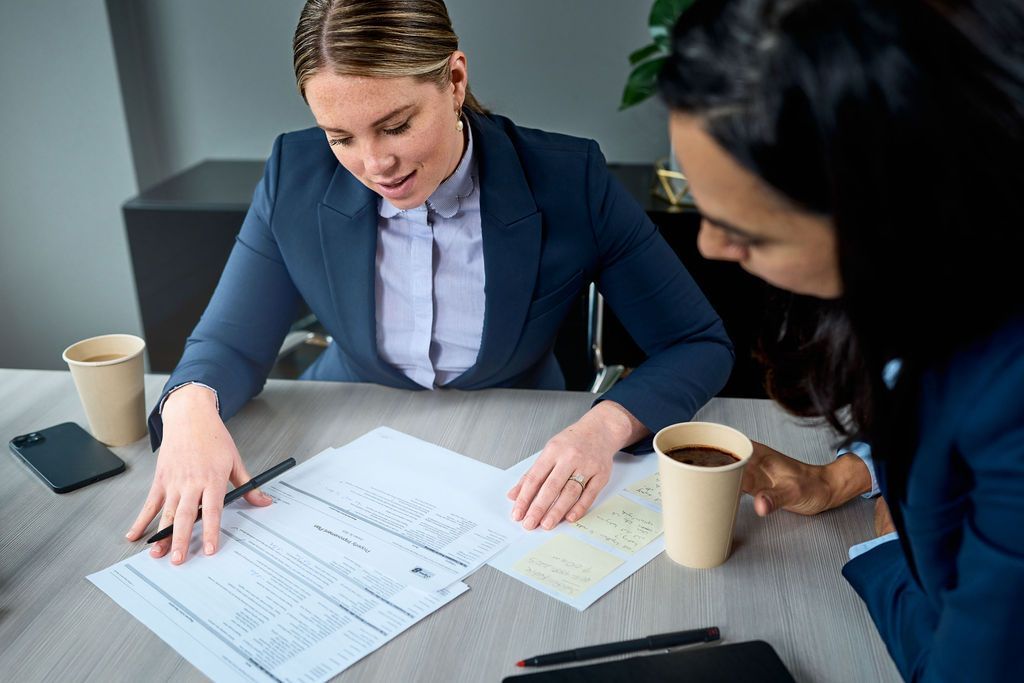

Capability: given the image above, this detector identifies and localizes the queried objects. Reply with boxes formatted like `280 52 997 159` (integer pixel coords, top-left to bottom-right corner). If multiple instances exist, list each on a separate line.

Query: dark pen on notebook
146 458 297 544
516 626 720 667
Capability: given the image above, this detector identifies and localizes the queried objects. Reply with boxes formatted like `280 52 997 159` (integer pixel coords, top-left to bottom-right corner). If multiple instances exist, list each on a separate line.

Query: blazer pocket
526 270 586 321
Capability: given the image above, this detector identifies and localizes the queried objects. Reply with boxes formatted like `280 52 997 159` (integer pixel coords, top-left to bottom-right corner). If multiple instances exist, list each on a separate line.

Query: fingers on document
511 461 551 523
126 487 163 540
201 488 223 556
521 462 575 531
540 478 586 530
150 502 177 558
169 492 201 565
564 472 607 524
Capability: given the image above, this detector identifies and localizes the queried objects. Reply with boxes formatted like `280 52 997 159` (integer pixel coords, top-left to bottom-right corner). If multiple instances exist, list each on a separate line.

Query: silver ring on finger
565 474 587 502
567 473 588 489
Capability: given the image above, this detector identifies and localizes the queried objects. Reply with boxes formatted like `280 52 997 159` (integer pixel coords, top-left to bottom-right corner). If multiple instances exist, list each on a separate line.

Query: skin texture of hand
124 384 272 564
507 400 648 530
743 440 873 517
874 496 896 536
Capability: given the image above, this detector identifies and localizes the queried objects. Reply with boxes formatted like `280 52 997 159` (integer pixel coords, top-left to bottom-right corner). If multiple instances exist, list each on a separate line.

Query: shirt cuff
848 532 899 560
836 441 880 498
158 381 220 415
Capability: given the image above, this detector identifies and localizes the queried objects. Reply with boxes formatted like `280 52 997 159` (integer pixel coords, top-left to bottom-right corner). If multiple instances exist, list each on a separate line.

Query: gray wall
113 0 670 190
0 1 141 370
1 1 669 369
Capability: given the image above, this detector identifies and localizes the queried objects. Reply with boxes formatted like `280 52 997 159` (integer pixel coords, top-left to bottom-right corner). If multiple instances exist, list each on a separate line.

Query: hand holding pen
124 393 295 566
146 458 296 544
124 386 281 565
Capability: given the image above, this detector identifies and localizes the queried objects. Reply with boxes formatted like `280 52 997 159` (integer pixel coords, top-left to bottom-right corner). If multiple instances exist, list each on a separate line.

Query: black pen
146 458 296 544
516 626 720 667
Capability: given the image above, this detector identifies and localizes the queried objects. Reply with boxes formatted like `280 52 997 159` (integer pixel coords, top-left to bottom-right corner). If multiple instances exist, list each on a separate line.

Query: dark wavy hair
657 0 1024 448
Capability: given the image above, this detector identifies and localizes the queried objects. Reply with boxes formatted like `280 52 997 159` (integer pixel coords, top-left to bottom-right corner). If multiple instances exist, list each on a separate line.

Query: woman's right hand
742 440 872 517
124 384 272 564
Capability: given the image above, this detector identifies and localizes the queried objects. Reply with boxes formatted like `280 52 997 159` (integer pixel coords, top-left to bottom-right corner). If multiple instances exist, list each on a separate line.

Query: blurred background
0 0 668 370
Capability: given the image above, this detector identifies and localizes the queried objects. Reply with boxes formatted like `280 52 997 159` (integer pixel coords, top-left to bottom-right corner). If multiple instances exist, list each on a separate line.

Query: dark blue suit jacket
149 111 733 448
842 315 1024 681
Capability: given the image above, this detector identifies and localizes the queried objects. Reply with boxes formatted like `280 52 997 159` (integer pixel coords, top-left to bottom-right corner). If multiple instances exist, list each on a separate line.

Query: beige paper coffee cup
655 421 753 569
62 334 148 446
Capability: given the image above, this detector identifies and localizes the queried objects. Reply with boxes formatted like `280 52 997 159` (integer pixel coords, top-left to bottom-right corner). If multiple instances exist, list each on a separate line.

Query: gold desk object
653 157 695 209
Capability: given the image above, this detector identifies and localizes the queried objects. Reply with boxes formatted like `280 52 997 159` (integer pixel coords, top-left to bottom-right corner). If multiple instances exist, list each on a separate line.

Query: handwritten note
572 495 663 554
512 534 624 597
626 473 661 505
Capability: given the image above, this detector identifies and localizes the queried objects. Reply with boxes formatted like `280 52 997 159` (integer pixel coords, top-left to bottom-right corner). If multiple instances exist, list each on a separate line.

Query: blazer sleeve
585 141 734 432
148 134 302 450
843 350 1024 681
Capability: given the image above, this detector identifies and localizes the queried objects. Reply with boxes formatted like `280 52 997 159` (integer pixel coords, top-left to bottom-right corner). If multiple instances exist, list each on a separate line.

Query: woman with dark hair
658 0 1024 679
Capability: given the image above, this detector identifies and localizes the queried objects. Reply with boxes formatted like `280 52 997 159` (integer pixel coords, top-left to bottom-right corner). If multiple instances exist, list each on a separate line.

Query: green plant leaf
653 31 671 53
648 24 670 43
619 57 666 110
629 43 662 66
624 0 696 111
649 0 693 32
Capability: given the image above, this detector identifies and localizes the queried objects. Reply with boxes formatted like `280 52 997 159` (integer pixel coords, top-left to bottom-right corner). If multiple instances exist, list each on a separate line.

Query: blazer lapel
451 112 543 388
318 165 421 389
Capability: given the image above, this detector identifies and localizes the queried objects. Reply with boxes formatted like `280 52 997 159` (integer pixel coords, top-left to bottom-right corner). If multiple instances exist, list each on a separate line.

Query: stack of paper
90 428 668 681
90 428 521 682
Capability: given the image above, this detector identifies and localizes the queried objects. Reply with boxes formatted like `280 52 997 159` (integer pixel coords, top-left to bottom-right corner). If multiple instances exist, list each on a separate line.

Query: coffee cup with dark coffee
654 422 752 568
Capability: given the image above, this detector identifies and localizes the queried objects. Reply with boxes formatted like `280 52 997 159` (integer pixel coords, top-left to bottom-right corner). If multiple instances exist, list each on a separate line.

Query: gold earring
456 107 464 133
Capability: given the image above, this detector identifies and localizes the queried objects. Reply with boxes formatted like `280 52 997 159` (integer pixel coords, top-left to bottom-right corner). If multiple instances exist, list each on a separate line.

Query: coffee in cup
62 334 148 446
655 421 752 568
664 445 740 468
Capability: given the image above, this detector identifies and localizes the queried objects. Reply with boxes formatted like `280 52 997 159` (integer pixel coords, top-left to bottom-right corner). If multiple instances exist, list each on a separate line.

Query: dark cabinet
124 161 265 373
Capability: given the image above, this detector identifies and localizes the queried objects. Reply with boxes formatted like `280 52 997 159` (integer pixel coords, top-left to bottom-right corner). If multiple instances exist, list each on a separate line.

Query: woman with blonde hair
126 0 733 563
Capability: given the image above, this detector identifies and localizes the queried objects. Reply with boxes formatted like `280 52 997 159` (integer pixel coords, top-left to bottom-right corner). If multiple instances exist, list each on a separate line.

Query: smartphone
8 422 126 493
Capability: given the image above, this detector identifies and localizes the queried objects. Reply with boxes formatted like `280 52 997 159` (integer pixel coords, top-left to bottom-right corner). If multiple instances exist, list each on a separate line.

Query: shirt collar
379 121 475 220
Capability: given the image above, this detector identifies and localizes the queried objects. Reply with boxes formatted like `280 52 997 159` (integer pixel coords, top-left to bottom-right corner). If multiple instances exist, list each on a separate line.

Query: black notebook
503 641 796 683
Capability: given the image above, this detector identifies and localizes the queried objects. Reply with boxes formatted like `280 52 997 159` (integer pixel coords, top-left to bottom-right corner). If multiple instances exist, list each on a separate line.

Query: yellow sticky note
512 534 624 597
573 495 663 554
626 473 662 505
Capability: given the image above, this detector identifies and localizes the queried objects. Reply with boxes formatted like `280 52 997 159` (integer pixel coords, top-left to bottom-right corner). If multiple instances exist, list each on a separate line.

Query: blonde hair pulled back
293 0 486 113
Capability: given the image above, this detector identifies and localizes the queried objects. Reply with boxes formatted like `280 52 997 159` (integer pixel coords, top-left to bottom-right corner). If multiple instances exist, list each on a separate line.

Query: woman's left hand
874 496 896 536
507 401 647 530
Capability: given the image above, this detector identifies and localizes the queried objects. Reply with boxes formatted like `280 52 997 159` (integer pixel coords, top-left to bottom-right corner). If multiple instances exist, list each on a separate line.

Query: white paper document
89 427 522 682
266 427 521 592
487 451 665 610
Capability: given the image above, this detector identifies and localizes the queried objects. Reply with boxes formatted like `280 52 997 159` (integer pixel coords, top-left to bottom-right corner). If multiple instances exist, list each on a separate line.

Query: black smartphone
8 422 126 493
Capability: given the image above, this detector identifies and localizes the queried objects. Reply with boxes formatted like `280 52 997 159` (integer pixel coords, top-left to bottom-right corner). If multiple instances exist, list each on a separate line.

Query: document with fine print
89 427 522 682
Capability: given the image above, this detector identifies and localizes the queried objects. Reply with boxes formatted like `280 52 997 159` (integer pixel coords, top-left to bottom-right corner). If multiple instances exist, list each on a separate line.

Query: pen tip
516 661 525 668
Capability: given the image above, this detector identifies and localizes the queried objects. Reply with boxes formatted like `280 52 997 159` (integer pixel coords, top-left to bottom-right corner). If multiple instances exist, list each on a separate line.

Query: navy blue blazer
148 111 733 448
842 315 1024 681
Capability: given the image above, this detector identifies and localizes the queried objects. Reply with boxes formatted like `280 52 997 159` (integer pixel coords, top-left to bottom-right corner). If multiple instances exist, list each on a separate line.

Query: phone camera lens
12 433 45 447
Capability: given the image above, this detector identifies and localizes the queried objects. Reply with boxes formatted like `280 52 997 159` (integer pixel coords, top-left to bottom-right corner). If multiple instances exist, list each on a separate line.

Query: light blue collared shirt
846 358 903 560
375 124 484 389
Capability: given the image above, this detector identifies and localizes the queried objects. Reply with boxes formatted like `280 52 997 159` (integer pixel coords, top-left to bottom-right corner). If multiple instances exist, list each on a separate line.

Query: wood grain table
0 369 900 682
